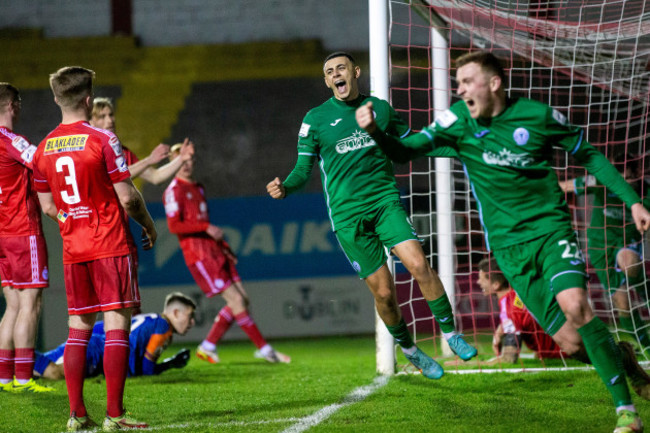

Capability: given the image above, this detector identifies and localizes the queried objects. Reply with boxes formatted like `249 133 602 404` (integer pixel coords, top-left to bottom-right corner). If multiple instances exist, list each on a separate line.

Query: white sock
442 331 457 341
401 346 417 356
259 344 273 356
617 405 637 415
200 341 216 352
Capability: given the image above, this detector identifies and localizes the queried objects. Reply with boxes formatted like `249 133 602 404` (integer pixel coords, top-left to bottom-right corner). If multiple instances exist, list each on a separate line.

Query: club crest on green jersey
513 127 530 146
335 130 375 154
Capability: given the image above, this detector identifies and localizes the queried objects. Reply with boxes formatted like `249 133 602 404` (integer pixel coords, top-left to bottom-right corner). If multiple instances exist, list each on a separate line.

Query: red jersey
499 290 562 359
33 121 132 264
122 145 139 167
163 177 213 265
0 127 43 237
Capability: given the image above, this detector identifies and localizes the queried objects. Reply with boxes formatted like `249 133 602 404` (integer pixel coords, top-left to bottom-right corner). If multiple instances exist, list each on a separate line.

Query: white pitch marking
56 417 303 433
281 375 390 433
55 377 392 433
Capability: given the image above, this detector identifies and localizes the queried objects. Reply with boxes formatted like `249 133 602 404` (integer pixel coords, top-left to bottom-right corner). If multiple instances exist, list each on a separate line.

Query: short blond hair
49 66 95 109
164 291 196 310
170 142 183 157
92 97 114 119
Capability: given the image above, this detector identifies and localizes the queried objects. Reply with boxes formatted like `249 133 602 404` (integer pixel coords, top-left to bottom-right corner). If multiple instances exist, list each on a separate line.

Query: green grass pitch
2 336 647 432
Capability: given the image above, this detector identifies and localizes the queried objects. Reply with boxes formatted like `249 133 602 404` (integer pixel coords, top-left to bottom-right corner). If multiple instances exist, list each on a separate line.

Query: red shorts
64 254 140 315
188 256 241 298
0 235 49 289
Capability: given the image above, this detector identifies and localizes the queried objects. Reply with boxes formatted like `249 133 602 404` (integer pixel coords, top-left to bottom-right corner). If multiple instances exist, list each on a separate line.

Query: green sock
427 294 455 334
385 318 415 349
578 317 632 407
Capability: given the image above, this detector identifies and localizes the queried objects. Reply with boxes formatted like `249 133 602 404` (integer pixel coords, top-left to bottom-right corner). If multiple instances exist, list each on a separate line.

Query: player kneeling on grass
34 292 195 380
481 257 563 365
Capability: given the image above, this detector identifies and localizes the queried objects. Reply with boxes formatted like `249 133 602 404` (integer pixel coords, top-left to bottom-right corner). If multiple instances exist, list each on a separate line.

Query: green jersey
283 95 410 230
374 97 641 250
574 176 650 248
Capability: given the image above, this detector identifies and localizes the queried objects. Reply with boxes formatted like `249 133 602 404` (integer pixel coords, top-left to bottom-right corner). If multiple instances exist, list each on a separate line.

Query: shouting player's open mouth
335 79 348 96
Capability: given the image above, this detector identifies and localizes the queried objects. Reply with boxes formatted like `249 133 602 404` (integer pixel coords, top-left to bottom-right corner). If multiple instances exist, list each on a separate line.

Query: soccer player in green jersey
356 50 650 432
267 52 477 380
560 152 650 353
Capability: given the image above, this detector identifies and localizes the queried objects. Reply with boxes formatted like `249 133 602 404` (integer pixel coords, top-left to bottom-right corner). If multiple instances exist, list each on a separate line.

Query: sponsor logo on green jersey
482 148 534 167
335 130 375 154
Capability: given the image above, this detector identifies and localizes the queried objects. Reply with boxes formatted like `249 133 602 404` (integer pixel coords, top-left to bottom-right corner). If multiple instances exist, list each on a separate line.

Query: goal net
375 0 650 373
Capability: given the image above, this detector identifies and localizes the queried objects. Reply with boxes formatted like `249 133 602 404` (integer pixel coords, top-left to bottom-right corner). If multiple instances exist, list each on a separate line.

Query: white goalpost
371 0 650 374
368 0 397 375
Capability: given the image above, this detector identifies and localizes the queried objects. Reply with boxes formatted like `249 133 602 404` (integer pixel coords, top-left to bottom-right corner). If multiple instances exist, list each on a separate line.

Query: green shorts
589 241 644 295
335 200 418 279
493 230 588 336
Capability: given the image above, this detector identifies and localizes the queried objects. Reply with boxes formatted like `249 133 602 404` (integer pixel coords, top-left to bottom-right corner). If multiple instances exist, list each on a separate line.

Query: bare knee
618 249 643 278
407 255 435 282
556 289 594 328
373 286 394 306
222 286 246 313
612 289 630 312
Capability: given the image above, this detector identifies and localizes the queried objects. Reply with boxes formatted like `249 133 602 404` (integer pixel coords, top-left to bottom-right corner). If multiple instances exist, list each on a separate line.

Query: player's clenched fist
356 101 377 133
631 202 650 234
266 177 286 199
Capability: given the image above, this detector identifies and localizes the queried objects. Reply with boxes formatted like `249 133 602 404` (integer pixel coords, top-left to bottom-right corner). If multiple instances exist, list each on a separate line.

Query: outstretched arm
127 143 170 179
139 139 195 185
149 348 190 375
356 102 447 163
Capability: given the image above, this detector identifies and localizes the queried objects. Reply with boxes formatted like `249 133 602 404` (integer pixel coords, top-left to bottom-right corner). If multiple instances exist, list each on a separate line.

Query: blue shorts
34 333 105 377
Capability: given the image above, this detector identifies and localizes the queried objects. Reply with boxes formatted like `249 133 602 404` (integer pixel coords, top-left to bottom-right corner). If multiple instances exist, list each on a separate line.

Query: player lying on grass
560 150 650 355
356 50 650 433
34 292 195 379
448 257 564 367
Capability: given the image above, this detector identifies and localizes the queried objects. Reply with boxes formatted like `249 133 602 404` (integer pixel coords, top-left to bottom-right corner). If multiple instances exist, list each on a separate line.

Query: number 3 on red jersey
55 156 81 204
